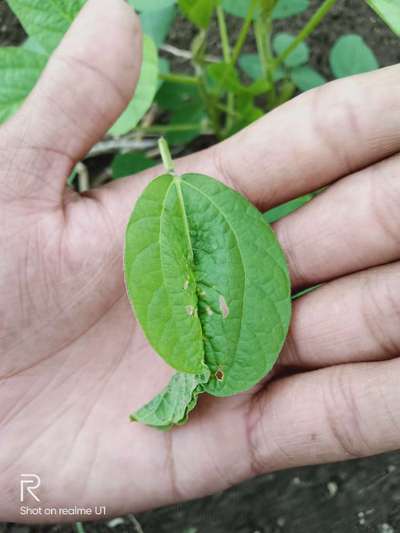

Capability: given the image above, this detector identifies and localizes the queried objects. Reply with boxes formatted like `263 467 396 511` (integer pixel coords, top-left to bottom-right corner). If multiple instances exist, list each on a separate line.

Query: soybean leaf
156 81 203 111
264 194 313 224
178 0 218 28
140 5 177 48
128 0 176 11
273 32 309 68
290 65 326 92
207 62 270 96
222 0 307 19
364 0 400 36
23 37 48 55
131 368 210 430
0 47 47 124
272 0 308 19
166 106 206 145
329 34 379 78
112 152 156 180
124 172 291 395
226 93 263 135
6 0 85 53
110 35 159 136
239 53 284 81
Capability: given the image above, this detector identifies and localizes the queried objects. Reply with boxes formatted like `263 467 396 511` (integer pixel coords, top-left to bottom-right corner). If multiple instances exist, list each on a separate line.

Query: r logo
20 474 41 503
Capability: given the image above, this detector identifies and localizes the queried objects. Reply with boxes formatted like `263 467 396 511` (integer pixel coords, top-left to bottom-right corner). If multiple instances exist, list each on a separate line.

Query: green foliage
124 170 291 401
273 32 309 68
131 368 210 430
112 152 155 180
109 35 159 136
222 0 308 19
365 0 400 35
329 34 379 78
128 0 176 11
178 0 218 28
264 194 313 223
239 53 284 81
7 0 85 53
140 5 177 48
290 65 326 91
0 47 47 123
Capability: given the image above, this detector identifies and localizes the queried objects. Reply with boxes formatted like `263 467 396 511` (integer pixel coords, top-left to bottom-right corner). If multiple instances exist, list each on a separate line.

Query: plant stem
254 14 276 106
231 0 258 65
216 6 231 63
158 72 200 86
158 137 175 174
136 124 203 134
272 0 337 69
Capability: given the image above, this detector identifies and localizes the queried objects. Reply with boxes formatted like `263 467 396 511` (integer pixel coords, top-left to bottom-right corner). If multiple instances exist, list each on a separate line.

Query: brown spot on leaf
219 295 229 319
215 369 224 381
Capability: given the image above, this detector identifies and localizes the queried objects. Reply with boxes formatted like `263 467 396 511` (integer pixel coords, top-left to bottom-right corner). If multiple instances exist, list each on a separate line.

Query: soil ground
0 0 399 532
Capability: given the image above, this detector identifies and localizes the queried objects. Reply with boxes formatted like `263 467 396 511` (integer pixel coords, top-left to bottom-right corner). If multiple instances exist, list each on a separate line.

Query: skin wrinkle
323 366 372 459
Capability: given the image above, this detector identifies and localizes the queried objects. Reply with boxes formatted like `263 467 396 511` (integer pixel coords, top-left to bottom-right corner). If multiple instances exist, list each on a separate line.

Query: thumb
0 0 142 204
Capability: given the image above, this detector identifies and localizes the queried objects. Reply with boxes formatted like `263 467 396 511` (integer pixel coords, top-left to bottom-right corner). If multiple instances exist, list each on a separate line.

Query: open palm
1 0 400 522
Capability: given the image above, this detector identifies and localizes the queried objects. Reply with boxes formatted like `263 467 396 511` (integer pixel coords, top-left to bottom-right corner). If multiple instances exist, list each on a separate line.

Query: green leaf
329 34 379 78
207 62 270 95
290 65 326 92
128 0 176 10
273 32 309 68
365 0 400 36
238 53 284 81
272 0 308 19
178 0 217 28
264 194 313 224
166 107 206 145
222 0 307 19
112 152 156 180
0 47 47 124
140 4 176 48
124 172 291 395
110 35 159 136
156 81 203 111
131 368 210 430
6 0 85 53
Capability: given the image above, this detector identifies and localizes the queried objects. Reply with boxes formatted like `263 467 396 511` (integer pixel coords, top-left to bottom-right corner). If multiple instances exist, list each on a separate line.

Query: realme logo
20 474 41 503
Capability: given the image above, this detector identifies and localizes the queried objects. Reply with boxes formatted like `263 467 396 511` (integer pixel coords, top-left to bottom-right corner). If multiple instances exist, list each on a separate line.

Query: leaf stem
158 72 200 86
216 6 231 63
231 0 258 65
158 137 175 174
174 178 194 263
272 0 337 69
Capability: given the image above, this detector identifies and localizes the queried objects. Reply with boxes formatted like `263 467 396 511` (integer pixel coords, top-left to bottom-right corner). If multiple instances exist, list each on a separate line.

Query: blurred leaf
239 53 284 81
272 0 308 19
110 35 159 136
0 47 47 124
140 5 176 47
23 37 48 55
112 152 155 179
329 34 379 78
222 0 307 19
166 106 206 145
178 0 218 28
273 32 309 68
226 93 263 136
128 0 176 11
156 81 203 111
208 62 270 95
290 65 326 91
7 0 85 53
264 194 313 223
365 0 400 35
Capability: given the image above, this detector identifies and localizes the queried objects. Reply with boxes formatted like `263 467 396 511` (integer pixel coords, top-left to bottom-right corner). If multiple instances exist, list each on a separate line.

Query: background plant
0 0 399 213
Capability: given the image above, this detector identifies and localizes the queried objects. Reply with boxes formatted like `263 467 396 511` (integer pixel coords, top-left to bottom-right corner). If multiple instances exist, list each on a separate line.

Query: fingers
0 0 141 204
215 65 400 210
98 65 400 239
247 358 400 474
280 262 400 370
275 152 400 289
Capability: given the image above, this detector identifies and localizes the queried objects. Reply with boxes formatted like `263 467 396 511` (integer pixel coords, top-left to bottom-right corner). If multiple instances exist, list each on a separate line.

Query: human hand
1 0 399 522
